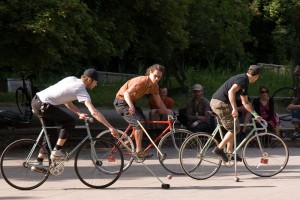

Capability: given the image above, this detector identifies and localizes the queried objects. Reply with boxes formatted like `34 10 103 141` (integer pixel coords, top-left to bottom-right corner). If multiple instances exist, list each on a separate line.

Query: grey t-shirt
37 76 91 105
212 73 249 103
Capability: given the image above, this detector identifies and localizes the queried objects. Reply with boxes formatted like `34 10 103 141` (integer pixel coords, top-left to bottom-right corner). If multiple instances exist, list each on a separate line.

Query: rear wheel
0 139 50 190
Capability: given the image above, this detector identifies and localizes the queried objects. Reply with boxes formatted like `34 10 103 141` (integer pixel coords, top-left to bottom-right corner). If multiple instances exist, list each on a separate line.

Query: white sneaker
50 150 65 161
31 161 47 173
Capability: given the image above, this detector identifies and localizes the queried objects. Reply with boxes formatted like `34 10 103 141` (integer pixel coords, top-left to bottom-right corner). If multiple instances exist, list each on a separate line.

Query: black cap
248 65 262 76
83 68 99 81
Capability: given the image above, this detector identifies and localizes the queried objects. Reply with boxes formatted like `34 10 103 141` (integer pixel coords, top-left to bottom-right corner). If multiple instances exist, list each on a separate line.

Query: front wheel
243 132 289 177
179 133 221 180
0 139 50 190
158 128 192 174
75 138 124 188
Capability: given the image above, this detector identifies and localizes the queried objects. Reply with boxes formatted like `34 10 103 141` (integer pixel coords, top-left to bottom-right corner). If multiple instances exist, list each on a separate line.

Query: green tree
184 0 253 68
0 0 104 73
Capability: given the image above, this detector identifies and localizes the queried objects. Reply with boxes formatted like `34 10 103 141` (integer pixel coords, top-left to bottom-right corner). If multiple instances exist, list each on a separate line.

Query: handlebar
84 117 93 123
167 115 177 121
252 118 268 131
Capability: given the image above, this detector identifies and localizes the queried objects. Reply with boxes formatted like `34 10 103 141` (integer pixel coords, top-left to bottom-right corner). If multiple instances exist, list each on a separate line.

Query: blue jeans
292 110 300 125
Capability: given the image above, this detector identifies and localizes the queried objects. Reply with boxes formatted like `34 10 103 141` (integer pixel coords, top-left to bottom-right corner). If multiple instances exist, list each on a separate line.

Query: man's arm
84 100 119 137
241 95 261 119
64 101 87 119
123 85 136 115
228 84 240 118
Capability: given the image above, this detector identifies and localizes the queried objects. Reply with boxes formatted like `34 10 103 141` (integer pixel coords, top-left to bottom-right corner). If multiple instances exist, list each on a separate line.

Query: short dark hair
248 65 262 76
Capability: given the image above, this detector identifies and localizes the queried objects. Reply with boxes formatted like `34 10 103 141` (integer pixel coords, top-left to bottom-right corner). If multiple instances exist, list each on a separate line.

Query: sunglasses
261 90 269 94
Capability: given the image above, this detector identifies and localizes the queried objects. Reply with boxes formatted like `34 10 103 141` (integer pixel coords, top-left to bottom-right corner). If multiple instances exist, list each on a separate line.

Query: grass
0 66 294 109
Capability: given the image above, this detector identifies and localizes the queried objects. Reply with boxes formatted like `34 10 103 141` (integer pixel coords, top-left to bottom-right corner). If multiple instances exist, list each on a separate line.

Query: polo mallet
233 117 240 182
120 115 170 189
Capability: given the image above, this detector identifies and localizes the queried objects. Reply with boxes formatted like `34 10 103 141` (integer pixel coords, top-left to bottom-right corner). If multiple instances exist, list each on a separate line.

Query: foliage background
0 0 299 107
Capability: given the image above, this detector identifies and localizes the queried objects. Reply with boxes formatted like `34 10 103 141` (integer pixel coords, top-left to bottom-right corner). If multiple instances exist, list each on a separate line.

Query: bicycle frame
202 118 267 157
116 116 176 156
25 118 94 165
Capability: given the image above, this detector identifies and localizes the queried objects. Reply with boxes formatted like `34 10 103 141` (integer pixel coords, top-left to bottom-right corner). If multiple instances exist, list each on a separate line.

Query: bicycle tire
271 87 295 114
157 128 193 175
96 129 134 173
179 132 221 180
74 138 124 188
0 139 50 190
15 87 33 120
243 132 289 177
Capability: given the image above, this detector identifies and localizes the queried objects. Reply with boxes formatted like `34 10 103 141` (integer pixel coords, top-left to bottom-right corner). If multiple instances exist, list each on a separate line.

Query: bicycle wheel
272 87 295 114
243 132 289 177
75 138 124 188
157 128 192 174
96 129 134 172
16 87 33 120
0 139 50 190
180 133 221 180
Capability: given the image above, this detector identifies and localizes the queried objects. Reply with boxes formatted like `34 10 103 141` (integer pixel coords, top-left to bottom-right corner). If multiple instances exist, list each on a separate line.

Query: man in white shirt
31 68 119 170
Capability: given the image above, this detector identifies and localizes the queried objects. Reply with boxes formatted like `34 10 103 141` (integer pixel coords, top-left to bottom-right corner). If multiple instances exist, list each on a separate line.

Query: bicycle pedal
31 166 48 174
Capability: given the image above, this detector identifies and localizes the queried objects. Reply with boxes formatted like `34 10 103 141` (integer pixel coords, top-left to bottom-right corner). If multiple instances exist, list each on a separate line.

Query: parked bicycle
271 65 300 121
0 110 30 149
96 115 193 175
0 117 124 190
15 71 38 120
179 111 289 180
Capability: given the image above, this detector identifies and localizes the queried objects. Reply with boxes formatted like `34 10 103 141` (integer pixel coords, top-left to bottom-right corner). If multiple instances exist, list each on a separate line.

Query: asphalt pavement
0 148 299 200
0 106 300 200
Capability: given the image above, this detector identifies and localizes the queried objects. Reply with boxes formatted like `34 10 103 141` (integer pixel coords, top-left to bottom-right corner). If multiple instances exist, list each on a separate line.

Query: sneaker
31 162 47 173
229 154 243 162
212 147 229 162
50 149 65 161
136 151 153 159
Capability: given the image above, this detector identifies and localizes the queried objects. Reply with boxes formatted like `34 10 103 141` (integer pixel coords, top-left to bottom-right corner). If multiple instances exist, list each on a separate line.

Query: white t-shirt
37 76 91 105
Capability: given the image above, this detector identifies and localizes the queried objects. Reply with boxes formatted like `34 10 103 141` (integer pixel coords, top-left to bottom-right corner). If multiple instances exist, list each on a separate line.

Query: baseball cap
192 84 203 91
83 68 99 81
248 65 263 76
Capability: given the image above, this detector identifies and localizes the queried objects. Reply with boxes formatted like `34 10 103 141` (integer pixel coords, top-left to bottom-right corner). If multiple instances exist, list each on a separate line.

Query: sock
54 145 62 151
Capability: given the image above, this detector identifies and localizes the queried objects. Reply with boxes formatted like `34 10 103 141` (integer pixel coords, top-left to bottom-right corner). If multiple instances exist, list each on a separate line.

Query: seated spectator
186 84 211 133
252 85 278 132
149 87 174 128
287 83 300 138
236 96 251 139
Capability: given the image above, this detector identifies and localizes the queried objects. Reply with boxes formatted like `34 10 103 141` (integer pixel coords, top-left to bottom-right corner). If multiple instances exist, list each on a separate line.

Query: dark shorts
210 99 240 133
114 98 146 130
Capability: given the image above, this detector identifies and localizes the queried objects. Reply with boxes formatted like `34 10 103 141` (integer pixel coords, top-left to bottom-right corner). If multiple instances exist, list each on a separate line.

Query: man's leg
134 129 143 153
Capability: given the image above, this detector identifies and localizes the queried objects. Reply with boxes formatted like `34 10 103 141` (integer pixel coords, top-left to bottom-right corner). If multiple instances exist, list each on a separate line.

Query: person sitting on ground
114 64 171 158
149 87 174 128
252 85 278 133
287 83 300 138
31 68 119 171
186 84 211 133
